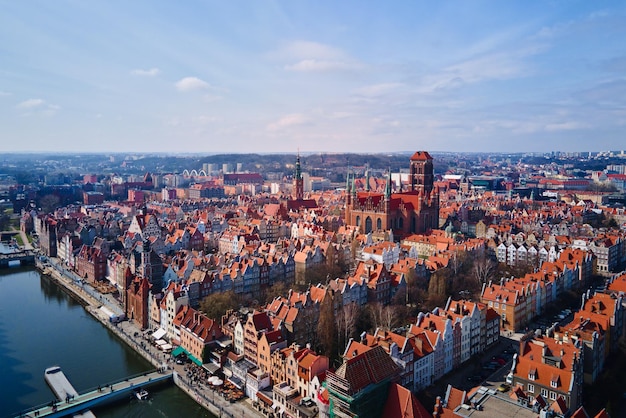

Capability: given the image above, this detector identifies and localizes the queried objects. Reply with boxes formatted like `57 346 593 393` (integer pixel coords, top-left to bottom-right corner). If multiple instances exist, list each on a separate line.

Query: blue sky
1 1 625 154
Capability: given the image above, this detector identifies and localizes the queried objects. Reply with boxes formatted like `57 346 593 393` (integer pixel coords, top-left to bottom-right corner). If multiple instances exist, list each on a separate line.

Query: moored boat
135 389 149 400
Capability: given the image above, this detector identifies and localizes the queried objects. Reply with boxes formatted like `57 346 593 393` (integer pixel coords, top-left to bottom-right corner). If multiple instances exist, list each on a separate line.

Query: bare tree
368 303 398 332
450 249 467 277
336 303 360 352
381 305 396 331
317 291 337 359
473 255 496 286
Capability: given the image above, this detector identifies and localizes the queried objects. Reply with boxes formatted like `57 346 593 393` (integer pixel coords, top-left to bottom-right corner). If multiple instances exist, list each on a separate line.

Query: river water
0 267 215 418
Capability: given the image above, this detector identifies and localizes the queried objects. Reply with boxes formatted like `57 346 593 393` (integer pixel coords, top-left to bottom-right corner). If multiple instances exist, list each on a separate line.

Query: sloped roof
410 151 433 161
382 383 431 418
334 345 400 394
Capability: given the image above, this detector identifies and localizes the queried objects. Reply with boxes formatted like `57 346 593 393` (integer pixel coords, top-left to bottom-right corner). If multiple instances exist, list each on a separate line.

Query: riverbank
35 258 262 418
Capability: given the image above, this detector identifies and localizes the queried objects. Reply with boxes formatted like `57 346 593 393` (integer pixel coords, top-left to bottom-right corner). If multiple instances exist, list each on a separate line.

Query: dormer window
550 376 558 388
528 369 536 381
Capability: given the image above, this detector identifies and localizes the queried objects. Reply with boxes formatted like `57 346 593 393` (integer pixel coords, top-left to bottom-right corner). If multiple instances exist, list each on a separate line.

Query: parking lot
417 333 520 410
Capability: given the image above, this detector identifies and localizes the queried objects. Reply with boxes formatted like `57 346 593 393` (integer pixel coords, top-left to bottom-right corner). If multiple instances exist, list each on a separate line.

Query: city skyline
1 1 625 154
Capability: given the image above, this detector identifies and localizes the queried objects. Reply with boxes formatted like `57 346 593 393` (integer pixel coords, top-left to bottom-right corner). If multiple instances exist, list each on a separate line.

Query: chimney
433 396 443 417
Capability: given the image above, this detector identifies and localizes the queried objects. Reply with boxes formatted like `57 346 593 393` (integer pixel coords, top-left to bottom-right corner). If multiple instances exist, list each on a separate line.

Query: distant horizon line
1 150 624 156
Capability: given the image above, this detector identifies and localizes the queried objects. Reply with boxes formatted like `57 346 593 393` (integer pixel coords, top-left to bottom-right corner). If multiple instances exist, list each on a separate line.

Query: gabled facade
510 335 583 411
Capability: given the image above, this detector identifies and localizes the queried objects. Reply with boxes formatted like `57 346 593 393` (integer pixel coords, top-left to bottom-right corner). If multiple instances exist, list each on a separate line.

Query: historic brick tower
410 151 434 194
345 151 439 237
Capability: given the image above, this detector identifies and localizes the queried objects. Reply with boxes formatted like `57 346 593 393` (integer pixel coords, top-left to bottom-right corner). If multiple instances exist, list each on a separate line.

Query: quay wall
35 259 261 418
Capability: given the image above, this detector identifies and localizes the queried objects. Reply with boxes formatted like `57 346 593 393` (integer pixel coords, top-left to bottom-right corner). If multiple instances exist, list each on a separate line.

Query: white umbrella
212 379 224 386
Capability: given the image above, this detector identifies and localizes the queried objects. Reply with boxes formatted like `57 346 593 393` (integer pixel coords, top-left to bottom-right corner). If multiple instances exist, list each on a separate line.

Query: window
541 388 548 398
549 391 556 400
551 380 558 388
527 384 534 393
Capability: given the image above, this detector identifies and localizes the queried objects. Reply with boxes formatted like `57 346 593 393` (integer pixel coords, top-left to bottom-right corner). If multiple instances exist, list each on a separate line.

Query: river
0 266 215 418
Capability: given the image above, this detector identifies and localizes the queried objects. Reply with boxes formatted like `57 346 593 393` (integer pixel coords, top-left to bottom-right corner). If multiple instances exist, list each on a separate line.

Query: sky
1 1 625 154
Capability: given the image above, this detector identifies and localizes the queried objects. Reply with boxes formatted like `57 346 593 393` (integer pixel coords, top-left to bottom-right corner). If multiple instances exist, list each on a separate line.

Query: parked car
492 357 506 365
497 383 510 392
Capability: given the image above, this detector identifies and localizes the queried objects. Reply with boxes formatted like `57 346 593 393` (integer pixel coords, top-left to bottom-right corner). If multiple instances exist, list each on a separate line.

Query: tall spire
385 168 392 200
293 150 304 200
365 165 370 192
295 150 302 180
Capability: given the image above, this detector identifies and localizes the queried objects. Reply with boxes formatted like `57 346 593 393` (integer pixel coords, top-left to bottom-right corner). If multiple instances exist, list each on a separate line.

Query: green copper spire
346 169 351 192
295 152 302 180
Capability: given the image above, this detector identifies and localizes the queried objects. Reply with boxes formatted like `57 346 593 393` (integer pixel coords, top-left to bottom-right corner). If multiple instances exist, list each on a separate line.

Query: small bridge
15 368 172 418
0 250 35 268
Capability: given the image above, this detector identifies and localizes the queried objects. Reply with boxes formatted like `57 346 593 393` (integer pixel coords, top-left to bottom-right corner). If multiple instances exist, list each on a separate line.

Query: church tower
140 238 152 283
344 150 439 237
293 153 304 200
409 151 434 194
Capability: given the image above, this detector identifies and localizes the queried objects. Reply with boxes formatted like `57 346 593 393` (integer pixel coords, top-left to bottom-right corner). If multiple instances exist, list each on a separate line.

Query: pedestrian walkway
19 369 171 417
36 255 264 417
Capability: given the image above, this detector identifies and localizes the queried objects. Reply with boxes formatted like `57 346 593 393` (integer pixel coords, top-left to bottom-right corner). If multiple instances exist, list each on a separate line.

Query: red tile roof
410 151 433 161
382 383 431 418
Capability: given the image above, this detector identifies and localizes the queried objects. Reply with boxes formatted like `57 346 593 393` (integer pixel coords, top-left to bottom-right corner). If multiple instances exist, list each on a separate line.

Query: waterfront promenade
36 257 262 418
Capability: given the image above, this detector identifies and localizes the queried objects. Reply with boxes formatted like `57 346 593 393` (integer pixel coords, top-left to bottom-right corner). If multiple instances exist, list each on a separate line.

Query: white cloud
0 90 11 97
267 113 308 131
42 104 61 117
354 83 405 97
192 115 218 125
281 40 345 61
329 111 354 119
17 98 45 109
285 59 360 72
175 77 210 92
545 121 589 131
131 68 160 76
277 40 363 73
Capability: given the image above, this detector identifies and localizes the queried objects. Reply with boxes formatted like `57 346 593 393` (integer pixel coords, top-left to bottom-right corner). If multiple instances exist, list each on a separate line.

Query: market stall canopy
152 328 166 340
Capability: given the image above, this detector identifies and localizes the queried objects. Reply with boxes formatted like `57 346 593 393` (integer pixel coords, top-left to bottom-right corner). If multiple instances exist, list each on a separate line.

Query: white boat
135 389 149 400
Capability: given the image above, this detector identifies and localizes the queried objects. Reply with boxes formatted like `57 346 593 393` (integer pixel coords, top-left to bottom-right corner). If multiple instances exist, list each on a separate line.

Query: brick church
345 151 439 237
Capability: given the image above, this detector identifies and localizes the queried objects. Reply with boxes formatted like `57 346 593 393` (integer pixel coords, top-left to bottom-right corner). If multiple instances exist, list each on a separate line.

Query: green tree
199 291 241 321
298 262 345 290
38 194 60 214
260 281 288 305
